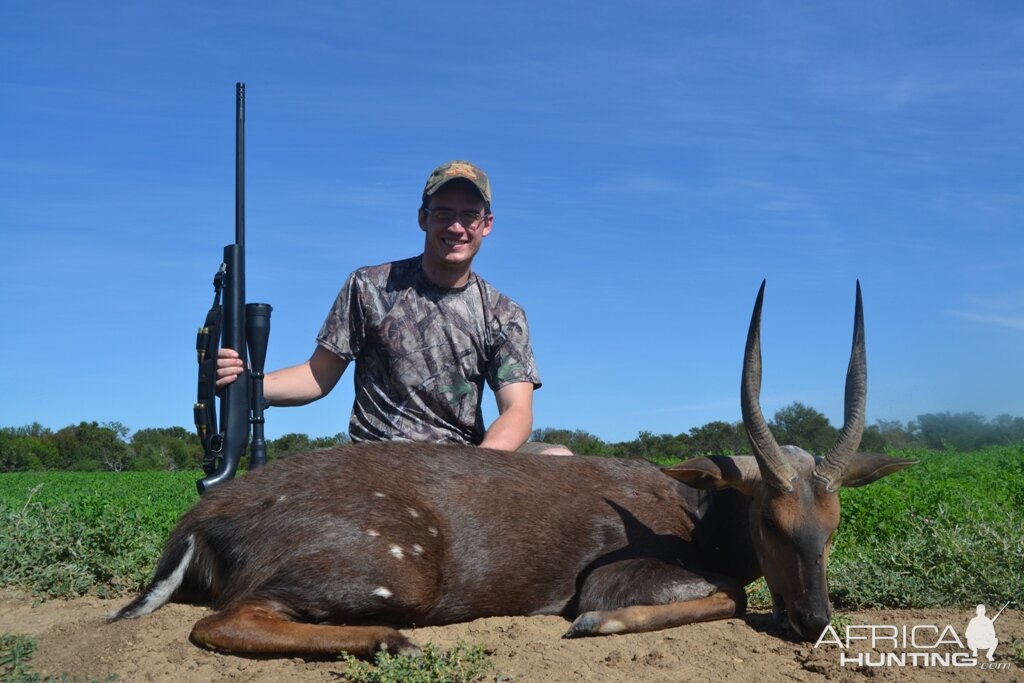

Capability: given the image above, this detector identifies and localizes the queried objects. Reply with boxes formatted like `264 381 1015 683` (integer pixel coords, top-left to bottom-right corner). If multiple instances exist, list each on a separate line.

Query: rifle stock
195 82 272 494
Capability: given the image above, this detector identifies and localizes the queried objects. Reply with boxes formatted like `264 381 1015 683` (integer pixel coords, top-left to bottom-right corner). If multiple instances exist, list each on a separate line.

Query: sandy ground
1 592 1020 682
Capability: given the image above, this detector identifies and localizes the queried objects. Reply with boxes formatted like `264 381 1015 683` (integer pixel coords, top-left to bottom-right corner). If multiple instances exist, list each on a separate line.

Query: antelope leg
190 602 419 658
563 589 743 638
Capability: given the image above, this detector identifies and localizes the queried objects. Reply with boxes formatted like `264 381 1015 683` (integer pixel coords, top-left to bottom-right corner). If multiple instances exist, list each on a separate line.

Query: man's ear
838 454 918 488
418 208 429 231
480 213 494 237
663 455 762 497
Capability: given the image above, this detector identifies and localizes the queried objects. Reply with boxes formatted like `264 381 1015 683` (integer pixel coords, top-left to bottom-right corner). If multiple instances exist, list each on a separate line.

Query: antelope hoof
565 614 598 643
381 634 421 657
565 610 618 638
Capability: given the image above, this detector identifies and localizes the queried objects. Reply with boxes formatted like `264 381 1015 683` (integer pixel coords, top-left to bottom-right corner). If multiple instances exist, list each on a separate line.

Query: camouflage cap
422 160 492 205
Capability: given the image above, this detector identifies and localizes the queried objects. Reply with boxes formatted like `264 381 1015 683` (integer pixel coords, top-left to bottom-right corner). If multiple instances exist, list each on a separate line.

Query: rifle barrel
235 82 245 248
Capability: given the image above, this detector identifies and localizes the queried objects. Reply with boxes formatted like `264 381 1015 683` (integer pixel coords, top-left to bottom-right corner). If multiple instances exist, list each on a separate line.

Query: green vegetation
338 642 495 683
829 446 1024 609
0 633 35 682
1009 637 1024 666
0 472 197 597
0 634 118 682
3 408 1021 471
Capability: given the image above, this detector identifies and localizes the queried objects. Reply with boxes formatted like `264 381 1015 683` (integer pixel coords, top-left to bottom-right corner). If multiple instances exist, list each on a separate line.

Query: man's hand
220 345 347 407
216 348 245 388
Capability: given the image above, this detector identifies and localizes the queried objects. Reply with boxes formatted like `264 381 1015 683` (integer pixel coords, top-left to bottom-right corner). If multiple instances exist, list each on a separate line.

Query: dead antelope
112 281 914 657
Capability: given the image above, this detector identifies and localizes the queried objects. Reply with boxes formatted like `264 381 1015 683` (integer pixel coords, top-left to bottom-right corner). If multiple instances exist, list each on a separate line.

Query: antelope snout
793 607 831 641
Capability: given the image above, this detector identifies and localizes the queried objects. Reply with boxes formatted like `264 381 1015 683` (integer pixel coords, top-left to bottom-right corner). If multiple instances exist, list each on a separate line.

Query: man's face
418 181 493 276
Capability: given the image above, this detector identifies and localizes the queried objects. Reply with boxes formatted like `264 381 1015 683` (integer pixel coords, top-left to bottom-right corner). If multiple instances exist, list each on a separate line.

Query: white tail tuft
108 535 195 620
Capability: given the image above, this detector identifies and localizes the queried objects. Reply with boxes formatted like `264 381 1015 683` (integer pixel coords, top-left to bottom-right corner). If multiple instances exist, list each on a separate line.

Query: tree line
1 404 1022 473
532 405 1024 462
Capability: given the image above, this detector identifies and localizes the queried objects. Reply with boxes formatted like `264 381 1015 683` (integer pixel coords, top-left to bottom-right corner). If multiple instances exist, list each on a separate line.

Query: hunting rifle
194 82 272 493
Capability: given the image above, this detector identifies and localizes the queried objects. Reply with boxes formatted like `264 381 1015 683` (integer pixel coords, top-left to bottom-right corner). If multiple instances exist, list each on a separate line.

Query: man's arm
479 381 534 451
217 345 349 406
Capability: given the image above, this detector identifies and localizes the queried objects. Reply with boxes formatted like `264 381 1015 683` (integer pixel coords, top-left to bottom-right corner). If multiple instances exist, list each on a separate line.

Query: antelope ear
838 454 918 488
663 456 761 497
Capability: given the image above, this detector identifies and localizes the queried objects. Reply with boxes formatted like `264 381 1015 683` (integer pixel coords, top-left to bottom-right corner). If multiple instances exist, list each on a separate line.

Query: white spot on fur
411 544 423 555
373 491 386 498
372 587 393 599
389 544 404 559
427 526 438 536
598 619 626 634
407 507 419 518
277 494 287 502
366 529 380 537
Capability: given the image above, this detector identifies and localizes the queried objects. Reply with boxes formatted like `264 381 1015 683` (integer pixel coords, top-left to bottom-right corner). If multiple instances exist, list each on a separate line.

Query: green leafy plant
830 612 852 632
1007 636 1024 666
338 641 497 683
1 633 37 681
745 577 771 610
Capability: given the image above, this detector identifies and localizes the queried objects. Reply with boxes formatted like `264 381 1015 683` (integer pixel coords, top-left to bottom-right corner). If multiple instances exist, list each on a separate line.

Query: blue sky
2 2 1021 444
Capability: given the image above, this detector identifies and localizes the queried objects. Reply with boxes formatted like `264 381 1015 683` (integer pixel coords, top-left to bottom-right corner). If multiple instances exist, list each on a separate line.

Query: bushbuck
112 281 914 657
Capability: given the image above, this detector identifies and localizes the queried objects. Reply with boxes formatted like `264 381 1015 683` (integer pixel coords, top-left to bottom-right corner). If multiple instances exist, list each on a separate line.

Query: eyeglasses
423 207 488 228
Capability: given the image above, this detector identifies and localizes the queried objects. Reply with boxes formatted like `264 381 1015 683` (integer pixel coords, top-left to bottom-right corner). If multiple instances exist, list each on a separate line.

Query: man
217 160 570 455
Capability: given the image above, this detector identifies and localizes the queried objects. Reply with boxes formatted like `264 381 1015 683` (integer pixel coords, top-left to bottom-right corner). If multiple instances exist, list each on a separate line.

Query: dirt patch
1 592 1020 682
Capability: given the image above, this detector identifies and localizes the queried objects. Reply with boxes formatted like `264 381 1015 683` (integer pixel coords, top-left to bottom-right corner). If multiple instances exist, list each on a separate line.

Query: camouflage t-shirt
316 256 541 445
